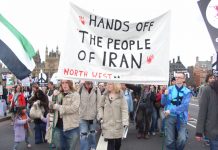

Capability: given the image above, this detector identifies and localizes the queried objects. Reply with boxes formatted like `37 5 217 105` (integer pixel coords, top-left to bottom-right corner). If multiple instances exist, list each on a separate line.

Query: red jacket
12 93 26 108
156 92 161 102
17 93 26 107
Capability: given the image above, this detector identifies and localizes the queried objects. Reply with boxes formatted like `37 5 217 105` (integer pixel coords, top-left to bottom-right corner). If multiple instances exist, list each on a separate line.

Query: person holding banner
50 80 80 150
98 83 129 150
161 72 191 150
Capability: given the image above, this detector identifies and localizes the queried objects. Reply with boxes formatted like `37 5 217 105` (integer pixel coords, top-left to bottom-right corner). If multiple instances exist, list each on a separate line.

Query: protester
98 82 129 150
136 85 153 139
13 107 31 150
50 80 80 150
79 81 101 150
47 81 56 102
10 85 26 126
161 72 191 150
195 79 218 150
171 77 176 86
149 85 158 136
28 83 49 144
98 82 106 95
158 85 167 137
196 73 215 146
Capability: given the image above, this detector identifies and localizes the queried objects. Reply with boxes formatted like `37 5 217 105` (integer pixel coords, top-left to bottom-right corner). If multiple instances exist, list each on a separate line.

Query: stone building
193 56 213 87
32 46 60 81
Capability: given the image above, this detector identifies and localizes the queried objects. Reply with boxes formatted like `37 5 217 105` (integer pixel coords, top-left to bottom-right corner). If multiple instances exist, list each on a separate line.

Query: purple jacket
14 115 29 142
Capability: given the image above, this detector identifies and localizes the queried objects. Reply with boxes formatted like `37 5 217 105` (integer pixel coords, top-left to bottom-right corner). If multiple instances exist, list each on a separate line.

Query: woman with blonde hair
98 83 129 150
50 80 80 150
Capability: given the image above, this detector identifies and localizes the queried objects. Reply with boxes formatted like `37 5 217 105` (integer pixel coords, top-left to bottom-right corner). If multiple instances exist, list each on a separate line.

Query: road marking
189 118 197 122
189 103 199 107
96 134 108 150
191 97 198 101
187 122 196 128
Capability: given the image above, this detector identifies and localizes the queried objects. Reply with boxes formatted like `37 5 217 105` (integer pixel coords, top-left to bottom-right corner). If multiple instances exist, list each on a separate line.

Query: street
0 97 209 150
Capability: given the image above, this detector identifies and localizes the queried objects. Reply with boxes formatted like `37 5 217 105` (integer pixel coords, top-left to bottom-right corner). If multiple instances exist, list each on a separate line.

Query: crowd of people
0 71 217 150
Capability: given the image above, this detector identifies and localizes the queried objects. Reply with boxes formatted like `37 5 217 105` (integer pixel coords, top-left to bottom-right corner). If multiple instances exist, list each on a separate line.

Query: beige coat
53 91 80 131
79 86 101 120
98 91 129 139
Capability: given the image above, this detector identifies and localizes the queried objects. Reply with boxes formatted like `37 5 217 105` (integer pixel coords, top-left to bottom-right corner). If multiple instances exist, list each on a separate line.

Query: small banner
57 3 171 85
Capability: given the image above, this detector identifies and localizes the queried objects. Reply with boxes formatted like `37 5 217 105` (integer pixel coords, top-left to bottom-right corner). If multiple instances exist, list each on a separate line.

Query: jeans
165 116 188 150
34 122 46 144
150 106 158 133
210 135 218 150
80 119 97 150
53 127 79 150
159 108 165 133
13 130 30 150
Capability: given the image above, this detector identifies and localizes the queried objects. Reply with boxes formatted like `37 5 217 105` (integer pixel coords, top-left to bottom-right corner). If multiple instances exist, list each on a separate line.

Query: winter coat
98 91 129 139
196 85 218 140
79 86 101 120
14 115 29 142
53 91 80 131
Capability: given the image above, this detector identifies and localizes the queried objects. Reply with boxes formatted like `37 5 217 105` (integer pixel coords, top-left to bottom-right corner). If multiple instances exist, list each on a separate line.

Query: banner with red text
57 3 171 85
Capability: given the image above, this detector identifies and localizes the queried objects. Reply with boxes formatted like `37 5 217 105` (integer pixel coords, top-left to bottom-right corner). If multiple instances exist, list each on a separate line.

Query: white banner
58 3 171 85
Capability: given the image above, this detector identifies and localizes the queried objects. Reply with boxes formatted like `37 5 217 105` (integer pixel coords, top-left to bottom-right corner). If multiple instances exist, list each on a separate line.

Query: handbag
30 101 45 119
154 102 161 109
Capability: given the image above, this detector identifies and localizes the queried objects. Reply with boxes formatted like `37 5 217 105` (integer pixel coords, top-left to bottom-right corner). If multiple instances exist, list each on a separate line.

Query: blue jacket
161 85 191 123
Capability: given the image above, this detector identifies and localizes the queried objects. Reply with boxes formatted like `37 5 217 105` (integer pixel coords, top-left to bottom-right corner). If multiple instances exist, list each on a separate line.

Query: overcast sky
0 0 215 67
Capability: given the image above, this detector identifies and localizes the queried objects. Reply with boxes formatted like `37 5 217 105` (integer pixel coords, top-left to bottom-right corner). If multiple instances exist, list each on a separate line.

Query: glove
53 104 60 110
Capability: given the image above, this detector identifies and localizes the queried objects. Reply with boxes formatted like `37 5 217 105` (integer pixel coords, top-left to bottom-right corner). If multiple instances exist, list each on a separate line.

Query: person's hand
40 115 44 120
164 90 168 95
164 110 170 117
98 118 103 124
49 101 55 109
53 104 60 110
27 118 31 123
123 125 128 128
53 90 60 96
195 136 202 142
33 100 40 106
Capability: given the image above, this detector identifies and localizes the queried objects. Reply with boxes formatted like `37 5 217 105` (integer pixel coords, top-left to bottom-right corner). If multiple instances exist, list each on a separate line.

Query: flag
0 14 36 80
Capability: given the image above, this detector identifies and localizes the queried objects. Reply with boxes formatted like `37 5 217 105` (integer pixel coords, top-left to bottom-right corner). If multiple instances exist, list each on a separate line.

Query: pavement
0 110 11 122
